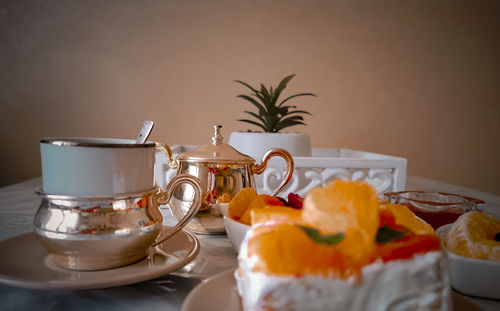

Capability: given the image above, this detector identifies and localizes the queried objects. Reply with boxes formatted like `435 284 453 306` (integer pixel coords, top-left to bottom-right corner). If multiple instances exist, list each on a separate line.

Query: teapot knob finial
212 125 223 145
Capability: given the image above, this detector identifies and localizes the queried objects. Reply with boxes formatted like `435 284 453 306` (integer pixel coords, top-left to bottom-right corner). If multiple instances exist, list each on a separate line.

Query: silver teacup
34 174 202 271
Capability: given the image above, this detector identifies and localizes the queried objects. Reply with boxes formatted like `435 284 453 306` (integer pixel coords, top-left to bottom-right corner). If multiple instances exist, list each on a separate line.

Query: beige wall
1 0 499 195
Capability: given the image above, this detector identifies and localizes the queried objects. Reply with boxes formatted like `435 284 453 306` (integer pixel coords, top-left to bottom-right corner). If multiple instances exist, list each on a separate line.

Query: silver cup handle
152 174 203 246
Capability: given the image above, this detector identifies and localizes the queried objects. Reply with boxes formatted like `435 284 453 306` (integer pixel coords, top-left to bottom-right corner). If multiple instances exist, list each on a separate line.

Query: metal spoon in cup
136 120 154 144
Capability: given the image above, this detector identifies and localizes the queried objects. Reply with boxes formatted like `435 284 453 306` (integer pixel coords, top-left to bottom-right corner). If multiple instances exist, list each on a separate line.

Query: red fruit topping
374 233 441 262
278 197 289 206
83 206 100 213
262 195 286 206
288 193 304 209
379 210 406 231
80 227 99 234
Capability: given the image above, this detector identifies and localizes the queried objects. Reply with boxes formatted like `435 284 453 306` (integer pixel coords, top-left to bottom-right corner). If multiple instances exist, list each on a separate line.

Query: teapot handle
251 148 294 196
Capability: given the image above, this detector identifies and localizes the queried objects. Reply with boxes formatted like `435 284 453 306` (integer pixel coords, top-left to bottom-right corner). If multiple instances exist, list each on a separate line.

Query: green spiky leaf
278 93 317 108
275 120 306 132
243 111 266 124
272 74 295 103
235 75 316 132
237 119 267 132
278 107 288 116
285 110 312 116
237 95 266 114
234 80 259 94
275 116 306 130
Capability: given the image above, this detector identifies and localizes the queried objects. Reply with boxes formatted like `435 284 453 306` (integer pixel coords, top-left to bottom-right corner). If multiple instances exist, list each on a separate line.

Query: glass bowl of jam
383 191 484 229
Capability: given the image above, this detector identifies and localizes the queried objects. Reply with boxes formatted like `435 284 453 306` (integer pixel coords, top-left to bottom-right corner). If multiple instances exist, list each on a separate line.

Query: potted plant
229 74 317 161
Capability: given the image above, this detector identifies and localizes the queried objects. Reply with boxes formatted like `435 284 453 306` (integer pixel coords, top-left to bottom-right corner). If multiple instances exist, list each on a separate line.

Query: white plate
436 224 500 299
182 269 241 311
0 227 199 290
181 269 495 311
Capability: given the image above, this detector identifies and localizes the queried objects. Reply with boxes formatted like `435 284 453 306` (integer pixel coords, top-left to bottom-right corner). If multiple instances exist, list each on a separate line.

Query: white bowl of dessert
219 203 250 253
436 216 500 300
220 190 304 253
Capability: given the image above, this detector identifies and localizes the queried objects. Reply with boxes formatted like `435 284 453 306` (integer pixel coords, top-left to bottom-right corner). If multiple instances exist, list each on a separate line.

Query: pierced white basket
155 146 407 197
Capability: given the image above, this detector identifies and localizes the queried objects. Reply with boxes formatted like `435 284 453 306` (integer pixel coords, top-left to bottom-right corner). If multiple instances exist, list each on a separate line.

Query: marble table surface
0 176 499 311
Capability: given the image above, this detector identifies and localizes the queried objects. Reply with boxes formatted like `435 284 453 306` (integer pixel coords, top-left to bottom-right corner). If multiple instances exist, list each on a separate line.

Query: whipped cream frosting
236 227 451 311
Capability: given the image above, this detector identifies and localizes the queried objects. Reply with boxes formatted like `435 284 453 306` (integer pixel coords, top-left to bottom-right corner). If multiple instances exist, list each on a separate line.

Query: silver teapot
160 125 294 234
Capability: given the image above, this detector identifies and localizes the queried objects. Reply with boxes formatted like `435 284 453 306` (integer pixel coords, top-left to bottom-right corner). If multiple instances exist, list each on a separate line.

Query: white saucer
0 227 199 290
182 269 241 311
181 269 494 311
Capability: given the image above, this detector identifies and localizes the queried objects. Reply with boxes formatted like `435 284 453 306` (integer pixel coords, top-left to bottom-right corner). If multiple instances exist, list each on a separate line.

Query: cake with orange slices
235 180 451 311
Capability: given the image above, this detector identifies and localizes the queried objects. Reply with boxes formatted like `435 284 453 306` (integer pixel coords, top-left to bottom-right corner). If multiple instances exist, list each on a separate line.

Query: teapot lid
177 125 255 164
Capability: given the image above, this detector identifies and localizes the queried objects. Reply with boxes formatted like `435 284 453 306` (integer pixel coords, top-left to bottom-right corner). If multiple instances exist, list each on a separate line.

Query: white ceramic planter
228 132 311 160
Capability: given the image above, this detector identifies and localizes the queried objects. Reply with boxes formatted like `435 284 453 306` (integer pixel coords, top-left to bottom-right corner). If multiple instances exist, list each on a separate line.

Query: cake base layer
236 250 451 311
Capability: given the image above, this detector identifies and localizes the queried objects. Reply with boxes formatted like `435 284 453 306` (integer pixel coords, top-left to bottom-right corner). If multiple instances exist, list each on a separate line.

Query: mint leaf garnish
376 225 407 243
299 226 344 245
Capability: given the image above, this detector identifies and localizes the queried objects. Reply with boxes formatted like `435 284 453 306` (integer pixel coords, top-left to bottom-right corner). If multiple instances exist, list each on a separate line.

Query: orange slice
247 224 362 279
380 203 434 235
445 211 500 261
239 194 284 225
302 180 379 260
251 206 303 226
216 193 232 203
228 188 257 220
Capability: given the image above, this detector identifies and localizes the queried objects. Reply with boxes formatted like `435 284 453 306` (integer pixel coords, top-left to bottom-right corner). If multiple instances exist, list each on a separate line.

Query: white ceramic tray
156 146 407 196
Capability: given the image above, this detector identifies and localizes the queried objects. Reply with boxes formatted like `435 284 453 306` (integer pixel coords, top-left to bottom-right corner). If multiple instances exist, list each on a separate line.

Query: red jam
406 205 465 229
